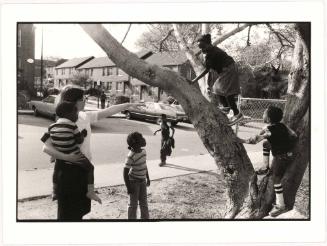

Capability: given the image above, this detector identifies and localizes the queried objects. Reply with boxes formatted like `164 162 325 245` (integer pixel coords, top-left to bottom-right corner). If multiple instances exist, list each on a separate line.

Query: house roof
78 50 152 69
78 57 115 69
145 51 188 66
56 56 94 69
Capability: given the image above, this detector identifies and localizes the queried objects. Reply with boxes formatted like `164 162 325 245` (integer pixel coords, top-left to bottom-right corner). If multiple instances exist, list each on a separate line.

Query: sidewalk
18 151 263 200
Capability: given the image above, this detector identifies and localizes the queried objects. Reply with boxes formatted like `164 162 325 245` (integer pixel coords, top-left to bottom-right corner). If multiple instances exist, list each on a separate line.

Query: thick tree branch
159 29 174 52
173 24 210 100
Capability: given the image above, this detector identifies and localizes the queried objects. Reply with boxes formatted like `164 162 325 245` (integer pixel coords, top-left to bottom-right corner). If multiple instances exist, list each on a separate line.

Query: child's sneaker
255 167 270 175
228 113 244 126
86 191 102 204
269 204 288 217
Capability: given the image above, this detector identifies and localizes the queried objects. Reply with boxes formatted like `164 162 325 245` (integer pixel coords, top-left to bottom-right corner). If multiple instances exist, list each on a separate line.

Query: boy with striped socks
240 106 297 217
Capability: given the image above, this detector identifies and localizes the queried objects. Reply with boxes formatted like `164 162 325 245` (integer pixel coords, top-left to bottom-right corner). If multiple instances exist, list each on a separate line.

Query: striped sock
274 183 285 207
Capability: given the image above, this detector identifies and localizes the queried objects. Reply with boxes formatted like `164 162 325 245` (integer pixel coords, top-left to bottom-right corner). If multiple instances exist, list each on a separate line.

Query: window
107 67 114 76
115 82 119 90
61 69 64 75
116 68 119 75
43 96 55 104
18 29 22 47
90 69 93 76
69 68 72 74
108 82 112 90
102 67 105 76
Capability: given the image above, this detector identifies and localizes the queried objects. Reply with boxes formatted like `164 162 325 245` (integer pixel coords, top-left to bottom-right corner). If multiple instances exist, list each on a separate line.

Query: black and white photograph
1 1 326 245
17 22 310 221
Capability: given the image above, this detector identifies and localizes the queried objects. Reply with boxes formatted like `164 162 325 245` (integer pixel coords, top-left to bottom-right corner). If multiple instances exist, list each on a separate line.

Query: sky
34 24 149 60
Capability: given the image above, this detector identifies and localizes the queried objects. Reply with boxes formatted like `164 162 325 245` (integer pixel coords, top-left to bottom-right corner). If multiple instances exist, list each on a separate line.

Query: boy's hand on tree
146 179 150 187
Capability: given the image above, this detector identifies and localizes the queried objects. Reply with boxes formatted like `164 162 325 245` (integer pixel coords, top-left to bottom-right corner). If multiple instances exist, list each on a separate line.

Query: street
18 114 208 171
18 114 261 171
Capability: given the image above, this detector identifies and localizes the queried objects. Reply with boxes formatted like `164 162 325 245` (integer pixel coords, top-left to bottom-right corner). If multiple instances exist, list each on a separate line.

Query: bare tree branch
266 24 295 48
194 24 251 55
121 24 132 44
159 29 174 52
246 25 252 46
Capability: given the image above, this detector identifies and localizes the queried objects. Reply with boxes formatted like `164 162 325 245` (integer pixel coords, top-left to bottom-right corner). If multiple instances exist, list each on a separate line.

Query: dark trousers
271 153 294 184
57 195 90 221
55 160 91 221
53 158 94 185
128 179 149 219
218 94 239 115
160 138 169 162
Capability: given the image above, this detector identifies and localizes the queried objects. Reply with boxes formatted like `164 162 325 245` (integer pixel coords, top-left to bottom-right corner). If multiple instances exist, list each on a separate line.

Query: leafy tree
70 73 91 89
81 23 309 218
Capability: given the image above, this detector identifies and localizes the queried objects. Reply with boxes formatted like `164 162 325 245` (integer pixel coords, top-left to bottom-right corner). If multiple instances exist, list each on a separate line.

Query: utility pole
40 26 44 96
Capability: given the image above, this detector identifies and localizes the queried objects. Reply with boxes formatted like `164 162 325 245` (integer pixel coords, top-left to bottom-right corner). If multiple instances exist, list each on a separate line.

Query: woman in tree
42 85 143 221
192 34 243 126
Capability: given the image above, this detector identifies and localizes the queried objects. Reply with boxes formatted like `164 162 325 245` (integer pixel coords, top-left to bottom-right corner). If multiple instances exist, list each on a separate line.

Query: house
76 50 152 96
54 56 94 88
17 24 35 95
131 50 196 101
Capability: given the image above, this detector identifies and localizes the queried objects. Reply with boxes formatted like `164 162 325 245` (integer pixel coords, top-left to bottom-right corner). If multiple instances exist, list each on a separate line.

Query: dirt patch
18 170 308 220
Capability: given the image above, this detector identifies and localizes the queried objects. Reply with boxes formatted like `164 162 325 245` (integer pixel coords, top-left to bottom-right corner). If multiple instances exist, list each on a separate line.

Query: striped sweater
48 118 84 154
124 149 147 180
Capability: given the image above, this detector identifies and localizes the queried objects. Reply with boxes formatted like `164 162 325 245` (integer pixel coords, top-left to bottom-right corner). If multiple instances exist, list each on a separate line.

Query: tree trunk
81 24 255 218
237 23 310 218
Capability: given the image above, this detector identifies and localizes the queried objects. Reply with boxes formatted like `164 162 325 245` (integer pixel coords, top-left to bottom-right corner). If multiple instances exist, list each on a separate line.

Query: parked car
122 102 189 125
28 95 58 120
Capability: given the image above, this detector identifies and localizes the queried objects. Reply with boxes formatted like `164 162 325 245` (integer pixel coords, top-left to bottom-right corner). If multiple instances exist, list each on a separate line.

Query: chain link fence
234 97 287 170
237 96 286 124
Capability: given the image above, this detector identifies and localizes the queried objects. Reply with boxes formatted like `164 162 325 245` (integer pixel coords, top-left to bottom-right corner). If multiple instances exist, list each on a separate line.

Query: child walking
123 132 150 219
41 101 102 204
240 106 297 217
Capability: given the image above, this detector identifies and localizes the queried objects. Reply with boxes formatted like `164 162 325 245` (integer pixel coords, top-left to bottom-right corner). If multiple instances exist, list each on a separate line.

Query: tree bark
237 23 310 218
81 23 255 218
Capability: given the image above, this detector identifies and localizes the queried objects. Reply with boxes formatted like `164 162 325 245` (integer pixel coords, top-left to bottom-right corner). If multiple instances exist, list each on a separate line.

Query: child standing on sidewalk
239 106 297 217
41 101 102 204
123 132 150 220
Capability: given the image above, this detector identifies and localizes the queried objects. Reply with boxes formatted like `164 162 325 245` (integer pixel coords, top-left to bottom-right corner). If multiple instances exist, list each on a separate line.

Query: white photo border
1 1 326 245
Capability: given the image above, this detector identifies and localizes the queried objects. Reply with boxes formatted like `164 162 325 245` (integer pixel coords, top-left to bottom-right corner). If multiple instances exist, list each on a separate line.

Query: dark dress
55 160 91 221
160 122 173 162
205 46 240 96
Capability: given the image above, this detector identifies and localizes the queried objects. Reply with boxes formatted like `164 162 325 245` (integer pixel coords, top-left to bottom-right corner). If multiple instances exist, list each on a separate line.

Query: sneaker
159 162 166 167
228 113 244 126
86 191 102 204
269 204 288 217
219 107 230 115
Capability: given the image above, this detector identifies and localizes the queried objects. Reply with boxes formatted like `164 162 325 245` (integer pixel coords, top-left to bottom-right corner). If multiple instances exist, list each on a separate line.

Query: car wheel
126 111 132 120
32 106 39 117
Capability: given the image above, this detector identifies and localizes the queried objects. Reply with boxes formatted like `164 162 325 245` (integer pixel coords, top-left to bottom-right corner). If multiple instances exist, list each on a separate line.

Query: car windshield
158 104 171 110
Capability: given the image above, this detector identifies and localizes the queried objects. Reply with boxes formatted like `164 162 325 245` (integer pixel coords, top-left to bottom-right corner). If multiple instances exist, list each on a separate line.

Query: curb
18 110 34 115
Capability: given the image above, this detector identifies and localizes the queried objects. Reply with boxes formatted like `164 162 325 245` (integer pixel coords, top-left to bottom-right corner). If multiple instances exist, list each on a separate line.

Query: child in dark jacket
123 131 150 219
239 106 297 217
